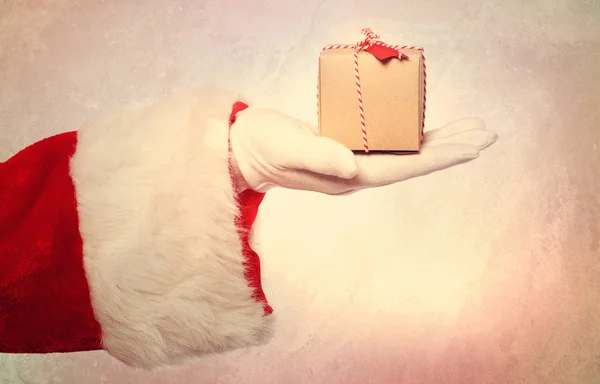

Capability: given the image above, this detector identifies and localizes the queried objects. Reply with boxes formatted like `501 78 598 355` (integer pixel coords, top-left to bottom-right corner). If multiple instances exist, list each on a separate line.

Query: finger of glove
282 136 359 179
425 129 499 150
273 169 357 195
353 143 481 187
282 143 482 194
424 118 486 142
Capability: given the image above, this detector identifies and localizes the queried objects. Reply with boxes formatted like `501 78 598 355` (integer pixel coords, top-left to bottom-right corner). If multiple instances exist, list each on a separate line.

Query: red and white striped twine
317 28 426 152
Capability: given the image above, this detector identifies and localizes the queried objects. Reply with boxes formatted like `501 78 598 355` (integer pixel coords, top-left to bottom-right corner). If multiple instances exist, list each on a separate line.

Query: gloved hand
230 106 498 195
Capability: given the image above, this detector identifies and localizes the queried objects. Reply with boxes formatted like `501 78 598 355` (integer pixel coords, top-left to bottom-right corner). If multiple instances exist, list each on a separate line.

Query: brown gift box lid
318 47 425 152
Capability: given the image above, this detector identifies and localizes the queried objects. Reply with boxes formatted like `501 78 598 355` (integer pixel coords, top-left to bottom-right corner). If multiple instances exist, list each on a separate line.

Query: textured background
1 0 599 383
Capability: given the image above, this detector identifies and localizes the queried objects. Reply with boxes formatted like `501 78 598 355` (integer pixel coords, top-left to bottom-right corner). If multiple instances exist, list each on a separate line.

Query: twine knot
357 28 381 50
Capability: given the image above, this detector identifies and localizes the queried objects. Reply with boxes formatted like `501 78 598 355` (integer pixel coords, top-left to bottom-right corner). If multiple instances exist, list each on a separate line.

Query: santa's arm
0 88 272 369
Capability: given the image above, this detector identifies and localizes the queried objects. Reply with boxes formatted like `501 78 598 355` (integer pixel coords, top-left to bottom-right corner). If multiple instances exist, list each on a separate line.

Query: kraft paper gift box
317 29 426 152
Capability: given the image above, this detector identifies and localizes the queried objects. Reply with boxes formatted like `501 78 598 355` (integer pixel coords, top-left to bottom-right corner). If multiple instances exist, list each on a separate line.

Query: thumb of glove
283 136 359 179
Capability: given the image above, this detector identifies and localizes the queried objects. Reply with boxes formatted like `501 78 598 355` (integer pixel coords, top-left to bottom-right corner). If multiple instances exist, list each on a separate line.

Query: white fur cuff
70 88 272 369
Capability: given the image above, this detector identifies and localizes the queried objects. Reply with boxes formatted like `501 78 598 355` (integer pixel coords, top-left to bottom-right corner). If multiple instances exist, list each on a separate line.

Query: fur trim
70 88 272 369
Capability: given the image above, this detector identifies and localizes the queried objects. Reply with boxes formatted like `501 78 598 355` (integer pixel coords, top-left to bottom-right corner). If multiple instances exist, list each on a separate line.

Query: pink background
1 0 599 383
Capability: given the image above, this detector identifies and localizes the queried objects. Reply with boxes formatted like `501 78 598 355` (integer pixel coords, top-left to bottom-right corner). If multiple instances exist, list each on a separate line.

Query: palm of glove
230 106 498 195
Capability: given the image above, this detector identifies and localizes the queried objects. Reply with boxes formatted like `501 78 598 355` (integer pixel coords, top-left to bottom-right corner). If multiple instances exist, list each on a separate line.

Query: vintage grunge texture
1 0 599 383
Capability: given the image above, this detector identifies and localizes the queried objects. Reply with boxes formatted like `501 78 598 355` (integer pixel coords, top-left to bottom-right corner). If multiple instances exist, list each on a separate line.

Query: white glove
230 106 498 195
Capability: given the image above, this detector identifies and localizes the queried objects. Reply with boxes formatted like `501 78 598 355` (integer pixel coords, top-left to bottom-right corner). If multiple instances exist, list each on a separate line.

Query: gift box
317 29 426 153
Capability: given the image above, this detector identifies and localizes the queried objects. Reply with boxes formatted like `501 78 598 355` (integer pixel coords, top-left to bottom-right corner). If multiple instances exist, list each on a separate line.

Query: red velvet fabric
229 102 273 315
0 132 103 354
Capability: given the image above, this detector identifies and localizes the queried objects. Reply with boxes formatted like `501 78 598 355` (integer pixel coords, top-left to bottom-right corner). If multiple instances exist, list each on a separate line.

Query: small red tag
366 44 405 61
